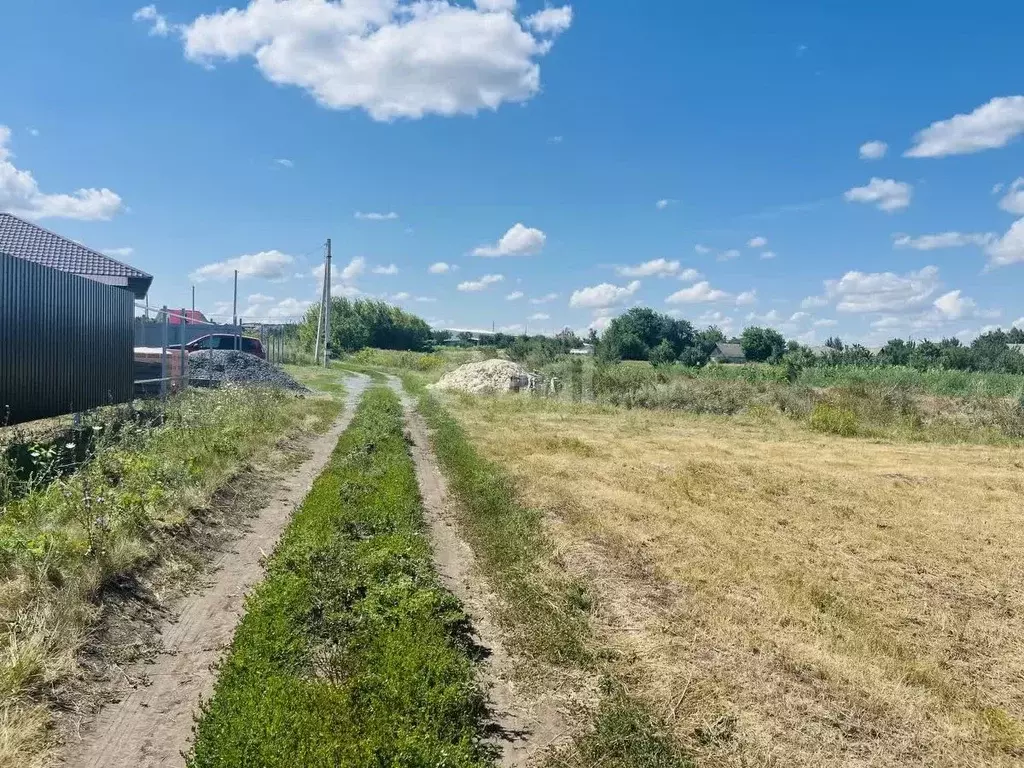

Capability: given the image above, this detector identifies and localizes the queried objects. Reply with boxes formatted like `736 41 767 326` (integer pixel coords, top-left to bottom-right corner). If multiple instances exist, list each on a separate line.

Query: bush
809 403 859 436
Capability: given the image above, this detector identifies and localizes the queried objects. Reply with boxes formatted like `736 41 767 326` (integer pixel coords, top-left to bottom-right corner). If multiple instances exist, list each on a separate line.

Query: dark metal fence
0 252 134 425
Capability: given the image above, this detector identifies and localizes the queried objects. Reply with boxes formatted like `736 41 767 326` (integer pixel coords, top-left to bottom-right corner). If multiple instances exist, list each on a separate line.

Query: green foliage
188 389 491 767
809 403 859 437
600 308 695 361
300 298 431 354
740 326 786 363
648 339 677 367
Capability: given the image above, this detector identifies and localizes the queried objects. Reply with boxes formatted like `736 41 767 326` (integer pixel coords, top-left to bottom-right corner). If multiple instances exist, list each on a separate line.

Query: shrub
809 403 859 436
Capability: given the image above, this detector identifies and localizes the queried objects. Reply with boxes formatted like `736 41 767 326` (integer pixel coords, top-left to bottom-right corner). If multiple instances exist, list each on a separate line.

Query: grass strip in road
188 387 493 768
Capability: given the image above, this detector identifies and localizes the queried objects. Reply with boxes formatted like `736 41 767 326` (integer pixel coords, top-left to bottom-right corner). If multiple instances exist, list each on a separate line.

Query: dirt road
387 377 567 767
63 375 368 768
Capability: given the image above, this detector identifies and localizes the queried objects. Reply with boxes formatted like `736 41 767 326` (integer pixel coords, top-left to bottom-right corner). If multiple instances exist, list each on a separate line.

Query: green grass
283 364 348 396
0 386 339 768
187 387 493 768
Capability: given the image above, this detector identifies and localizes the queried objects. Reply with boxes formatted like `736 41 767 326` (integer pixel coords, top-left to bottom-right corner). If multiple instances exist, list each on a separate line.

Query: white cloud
735 290 757 306
415 296 436 302
933 289 976 320
747 236 767 248
274 158 294 168
247 293 275 304
666 281 731 304
844 177 912 212
175 0 571 122
428 262 453 274
679 268 701 282
760 251 777 260
694 244 712 255
801 295 829 309
528 312 550 321
823 265 940 313
814 318 838 328
905 96 1024 158
655 199 673 210
340 256 366 282
0 126 123 221
475 0 517 11
1014 317 1024 329
999 178 1024 215
27 128 39 137
616 258 681 278
103 247 135 258
569 280 641 309
500 323 525 333
133 5 171 36
506 291 524 300
893 231 994 250
525 6 572 35
859 140 888 160
249 296 312 320
717 249 740 262
391 291 411 301
985 218 1024 268
746 309 783 325
473 223 546 256
458 274 504 291
373 263 399 275
355 211 398 221
191 250 295 282
548 135 564 144
331 283 361 298
529 292 559 304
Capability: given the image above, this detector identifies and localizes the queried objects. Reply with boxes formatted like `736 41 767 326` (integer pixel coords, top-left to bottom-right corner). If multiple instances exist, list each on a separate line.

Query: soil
387 377 568 766
60 374 369 768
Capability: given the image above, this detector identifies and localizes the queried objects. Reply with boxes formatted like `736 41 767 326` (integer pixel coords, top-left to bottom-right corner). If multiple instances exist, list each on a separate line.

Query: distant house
0 212 153 424
710 342 746 364
168 309 208 325
569 344 595 356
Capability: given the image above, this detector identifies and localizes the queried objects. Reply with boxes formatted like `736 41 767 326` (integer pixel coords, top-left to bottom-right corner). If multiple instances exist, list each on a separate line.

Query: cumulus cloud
985 218 1024 268
340 256 366 281
760 251 776 260
655 199 673 210
905 96 1024 158
458 273 504 291
747 236 767 248
823 265 941 313
391 291 411 301
529 292 559 304
679 268 701 282
933 289 976 320
844 177 912 212
274 158 294 168
473 223 546 256
0 126 123 221
893 231 994 250
525 6 572 34
373 263 399 275
428 262 453 274
999 178 1024 215
859 140 888 160
355 211 398 220
169 0 572 122
616 258 681 278
735 290 757 306
569 280 640 309
665 281 731 304
528 312 550 321
694 244 712 255
191 250 295 282
717 249 740 262
506 291 524 300
133 5 172 36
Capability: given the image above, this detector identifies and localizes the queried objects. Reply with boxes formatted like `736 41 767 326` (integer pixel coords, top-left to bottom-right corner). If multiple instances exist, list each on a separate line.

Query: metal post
179 317 187 392
323 238 332 367
191 285 195 319
232 270 238 327
160 308 169 399
313 253 325 363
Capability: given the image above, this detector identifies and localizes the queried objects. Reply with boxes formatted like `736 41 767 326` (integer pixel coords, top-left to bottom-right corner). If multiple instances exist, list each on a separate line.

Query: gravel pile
431 359 531 395
187 350 309 392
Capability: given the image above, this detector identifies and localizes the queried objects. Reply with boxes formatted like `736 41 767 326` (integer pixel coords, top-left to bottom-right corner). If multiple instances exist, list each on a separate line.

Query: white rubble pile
431 359 530 395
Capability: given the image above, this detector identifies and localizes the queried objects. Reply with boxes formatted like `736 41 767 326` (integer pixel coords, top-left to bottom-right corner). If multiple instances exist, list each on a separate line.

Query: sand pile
431 359 530 394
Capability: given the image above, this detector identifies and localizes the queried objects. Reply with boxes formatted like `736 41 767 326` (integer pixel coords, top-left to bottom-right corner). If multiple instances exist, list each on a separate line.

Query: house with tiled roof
0 212 152 298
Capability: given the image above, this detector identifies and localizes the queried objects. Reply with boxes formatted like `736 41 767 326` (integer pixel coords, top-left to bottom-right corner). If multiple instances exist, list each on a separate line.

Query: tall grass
188 388 492 767
0 387 338 768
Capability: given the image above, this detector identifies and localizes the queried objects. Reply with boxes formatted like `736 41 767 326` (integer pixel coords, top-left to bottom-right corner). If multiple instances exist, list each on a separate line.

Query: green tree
648 339 676 367
740 326 786 362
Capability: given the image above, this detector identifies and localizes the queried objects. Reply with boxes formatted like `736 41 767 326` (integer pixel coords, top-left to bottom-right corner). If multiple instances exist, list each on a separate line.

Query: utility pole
323 238 332 367
232 270 238 326
191 285 195 321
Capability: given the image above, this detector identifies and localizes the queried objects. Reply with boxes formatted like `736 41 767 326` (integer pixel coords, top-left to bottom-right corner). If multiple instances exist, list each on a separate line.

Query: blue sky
3 0 1024 343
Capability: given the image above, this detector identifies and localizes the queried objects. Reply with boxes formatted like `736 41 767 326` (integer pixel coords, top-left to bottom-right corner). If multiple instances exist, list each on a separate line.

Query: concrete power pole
323 238 332 367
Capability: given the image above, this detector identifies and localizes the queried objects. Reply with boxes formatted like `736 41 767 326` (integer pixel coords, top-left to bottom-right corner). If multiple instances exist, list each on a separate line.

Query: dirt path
387 377 567 767
63 374 369 768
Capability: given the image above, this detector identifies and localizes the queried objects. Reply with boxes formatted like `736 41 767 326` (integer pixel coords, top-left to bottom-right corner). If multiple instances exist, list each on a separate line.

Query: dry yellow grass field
445 394 1024 767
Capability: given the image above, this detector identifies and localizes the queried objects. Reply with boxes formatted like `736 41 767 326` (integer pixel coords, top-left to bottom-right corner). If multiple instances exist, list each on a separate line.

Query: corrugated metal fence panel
0 251 134 425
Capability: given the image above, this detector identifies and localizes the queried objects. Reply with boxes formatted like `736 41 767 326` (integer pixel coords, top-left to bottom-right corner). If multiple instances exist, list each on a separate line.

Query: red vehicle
170 334 267 359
